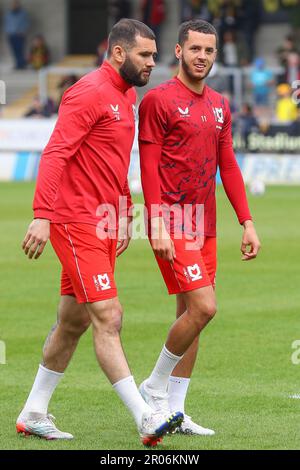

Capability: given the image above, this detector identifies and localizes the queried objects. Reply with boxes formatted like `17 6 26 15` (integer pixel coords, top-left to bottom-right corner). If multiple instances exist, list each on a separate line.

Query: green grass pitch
0 182 299 450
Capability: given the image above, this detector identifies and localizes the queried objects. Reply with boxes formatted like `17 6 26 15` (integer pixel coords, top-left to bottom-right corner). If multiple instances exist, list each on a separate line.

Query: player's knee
91 301 123 334
189 300 217 329
59 314 91 337
63 319 90 337
201 300 217 321
78 317 92 334
109 304 123 333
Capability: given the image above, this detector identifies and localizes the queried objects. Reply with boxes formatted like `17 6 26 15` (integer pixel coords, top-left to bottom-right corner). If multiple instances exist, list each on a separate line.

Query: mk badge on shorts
186 264 202 282
93 274 111 291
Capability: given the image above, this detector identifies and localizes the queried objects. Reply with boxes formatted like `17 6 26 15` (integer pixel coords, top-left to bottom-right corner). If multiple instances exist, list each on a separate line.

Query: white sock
168 376 190 414
113 375 152 428
19 364 64 419
147 345 183 392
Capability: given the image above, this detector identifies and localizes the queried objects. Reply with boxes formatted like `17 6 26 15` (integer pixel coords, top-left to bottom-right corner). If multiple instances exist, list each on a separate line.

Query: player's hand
150 217 176 263
116 216 132 257
22 218 50 260
241 220 261 261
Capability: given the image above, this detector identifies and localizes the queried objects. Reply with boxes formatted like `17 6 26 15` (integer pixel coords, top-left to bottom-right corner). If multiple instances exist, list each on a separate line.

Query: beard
181 54 214 82
120 56 151 87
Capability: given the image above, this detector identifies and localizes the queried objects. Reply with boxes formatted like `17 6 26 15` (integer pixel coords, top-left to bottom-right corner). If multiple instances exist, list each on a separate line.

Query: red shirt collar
100 61 132 94
174 76 207 98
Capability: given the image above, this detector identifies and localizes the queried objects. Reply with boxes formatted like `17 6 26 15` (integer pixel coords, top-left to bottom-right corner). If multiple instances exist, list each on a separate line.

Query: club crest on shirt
178 106 190 118
212 107 224 124
110 104 120 120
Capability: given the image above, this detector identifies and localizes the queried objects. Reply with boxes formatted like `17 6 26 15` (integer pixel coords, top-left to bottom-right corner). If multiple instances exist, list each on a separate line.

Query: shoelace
143 410 166 427
33 413 56 428
151 392 170 413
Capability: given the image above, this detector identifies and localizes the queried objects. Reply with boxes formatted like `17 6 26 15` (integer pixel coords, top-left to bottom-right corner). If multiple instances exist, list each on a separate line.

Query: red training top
139 77 252 237
33 61 136 226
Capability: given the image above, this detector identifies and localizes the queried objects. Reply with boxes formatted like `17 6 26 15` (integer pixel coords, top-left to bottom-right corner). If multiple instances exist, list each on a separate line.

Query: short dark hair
107 18 156 57
178 19 218 49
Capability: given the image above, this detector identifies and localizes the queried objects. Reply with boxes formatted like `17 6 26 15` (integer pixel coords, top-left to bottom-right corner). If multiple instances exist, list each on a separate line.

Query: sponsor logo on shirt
186 264 202 281
110 104 120 121
178 106 190 118
93 274 111 291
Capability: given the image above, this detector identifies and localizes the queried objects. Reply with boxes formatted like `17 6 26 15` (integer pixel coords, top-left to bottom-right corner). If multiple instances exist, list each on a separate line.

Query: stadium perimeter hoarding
1 119 300 185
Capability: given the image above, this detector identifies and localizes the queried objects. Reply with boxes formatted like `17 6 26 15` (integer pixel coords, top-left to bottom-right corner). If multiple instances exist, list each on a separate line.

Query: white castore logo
110 104 120 120
178 107 190 117
110 104 119 112
187 264 202 281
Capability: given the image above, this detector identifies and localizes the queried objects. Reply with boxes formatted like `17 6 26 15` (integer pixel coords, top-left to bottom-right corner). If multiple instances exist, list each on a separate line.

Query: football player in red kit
138 19 261 435
17 18 183 447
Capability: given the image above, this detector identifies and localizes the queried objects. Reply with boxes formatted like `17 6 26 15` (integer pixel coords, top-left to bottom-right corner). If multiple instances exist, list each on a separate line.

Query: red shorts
50 223 117 303
154 236 217 295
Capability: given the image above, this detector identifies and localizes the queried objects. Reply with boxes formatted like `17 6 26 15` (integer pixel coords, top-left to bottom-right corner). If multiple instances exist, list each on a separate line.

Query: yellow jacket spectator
276 83 298 123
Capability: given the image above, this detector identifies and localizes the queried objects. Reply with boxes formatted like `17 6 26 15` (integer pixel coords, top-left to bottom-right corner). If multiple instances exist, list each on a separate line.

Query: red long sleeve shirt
139 77 252 237
33 61 135 225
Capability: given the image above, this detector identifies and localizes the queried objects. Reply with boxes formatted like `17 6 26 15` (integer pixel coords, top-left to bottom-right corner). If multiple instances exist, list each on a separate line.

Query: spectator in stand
3 0 29 70
95 39 108 67
28 34 50 70
24 96 55 118
181 0 211 22
108 0 132 22
276 35 298 69
250 57 275 107
288 0 300 44
284 50 300 85
275 83 298 124
220 0 239 30
237 103 259 144
56 74 79 109
214 0 239 52
179 0 193 22
239 0 261 64
222 30 238 66
141 0 166 60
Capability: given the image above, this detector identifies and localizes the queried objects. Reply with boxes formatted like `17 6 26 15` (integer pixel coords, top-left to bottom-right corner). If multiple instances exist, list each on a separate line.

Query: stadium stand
1 0 299 182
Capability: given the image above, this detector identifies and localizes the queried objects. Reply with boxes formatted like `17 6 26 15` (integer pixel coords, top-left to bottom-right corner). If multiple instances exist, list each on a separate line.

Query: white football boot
139 380 170 417
16 412 73 440
139 410 183 447
175 414 215 436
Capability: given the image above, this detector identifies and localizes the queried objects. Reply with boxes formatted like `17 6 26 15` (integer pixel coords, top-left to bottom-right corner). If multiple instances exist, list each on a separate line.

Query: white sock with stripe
146 345 183 392
18 364 63 420
113 375 152 428
168 376 191 414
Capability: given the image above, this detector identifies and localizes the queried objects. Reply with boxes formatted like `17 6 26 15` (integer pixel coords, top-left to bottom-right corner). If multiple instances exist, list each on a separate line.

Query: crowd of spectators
173 0 300 146
2 0 300 142
3 1 50 70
